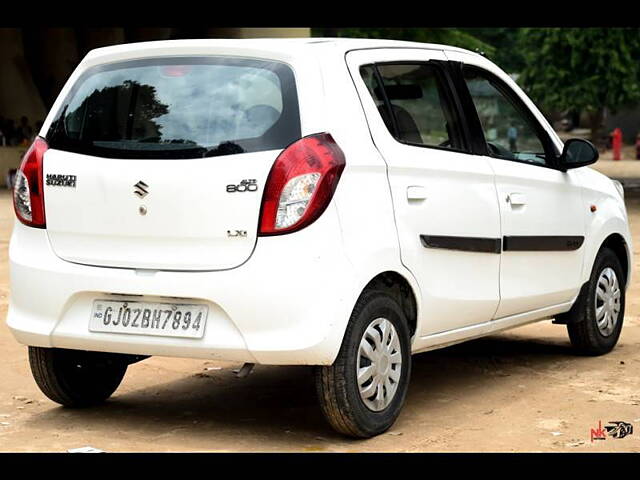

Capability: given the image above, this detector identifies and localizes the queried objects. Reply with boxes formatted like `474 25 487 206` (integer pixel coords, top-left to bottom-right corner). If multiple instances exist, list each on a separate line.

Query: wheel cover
357 317 402 411
595 267 621 337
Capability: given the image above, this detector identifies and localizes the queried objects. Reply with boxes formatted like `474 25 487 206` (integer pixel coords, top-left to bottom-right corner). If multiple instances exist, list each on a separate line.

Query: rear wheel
315 291 411 438
566 248 625 355
28 347 128 407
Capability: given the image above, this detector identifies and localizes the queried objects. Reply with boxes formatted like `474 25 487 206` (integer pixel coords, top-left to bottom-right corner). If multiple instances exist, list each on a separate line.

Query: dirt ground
1 176 640 452
592 158 640 180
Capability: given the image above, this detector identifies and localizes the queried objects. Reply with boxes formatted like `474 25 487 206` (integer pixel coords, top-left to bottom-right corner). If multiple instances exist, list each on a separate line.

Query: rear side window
359 63 463 151
47 57 300 159
359 66 395 134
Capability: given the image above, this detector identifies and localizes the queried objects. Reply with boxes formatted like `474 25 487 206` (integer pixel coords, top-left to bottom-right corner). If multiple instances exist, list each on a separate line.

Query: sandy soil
1 184 640 452
592 158 640 180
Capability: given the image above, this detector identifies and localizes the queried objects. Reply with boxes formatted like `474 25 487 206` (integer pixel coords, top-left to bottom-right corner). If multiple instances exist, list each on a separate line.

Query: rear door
445 51 586 317
347 48 502 337
43 56 301 271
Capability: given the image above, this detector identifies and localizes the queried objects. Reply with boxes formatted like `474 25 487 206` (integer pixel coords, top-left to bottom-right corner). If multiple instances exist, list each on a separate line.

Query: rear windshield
47 57 300 159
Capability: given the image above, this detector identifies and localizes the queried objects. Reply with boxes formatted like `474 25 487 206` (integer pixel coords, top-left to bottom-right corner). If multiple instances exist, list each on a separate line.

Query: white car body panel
442 50 588 317
487 158 586 317
575 166 633 287
346 48 502 336
7 38 633 366
44 148 277 270
8 207 358 365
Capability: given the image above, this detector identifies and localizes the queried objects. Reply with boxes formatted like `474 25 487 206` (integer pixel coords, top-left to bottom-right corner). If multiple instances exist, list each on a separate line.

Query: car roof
82 37 482 63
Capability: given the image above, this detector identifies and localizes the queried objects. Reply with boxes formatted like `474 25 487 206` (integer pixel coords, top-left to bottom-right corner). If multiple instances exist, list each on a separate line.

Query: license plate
89 299 208 339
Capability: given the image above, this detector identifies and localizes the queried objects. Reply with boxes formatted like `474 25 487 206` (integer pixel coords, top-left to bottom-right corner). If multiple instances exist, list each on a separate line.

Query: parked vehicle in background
7 38 632 438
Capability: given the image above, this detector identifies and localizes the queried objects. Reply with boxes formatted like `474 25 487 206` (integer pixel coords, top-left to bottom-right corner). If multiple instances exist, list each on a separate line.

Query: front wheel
315 291 412 438
566 247 625 355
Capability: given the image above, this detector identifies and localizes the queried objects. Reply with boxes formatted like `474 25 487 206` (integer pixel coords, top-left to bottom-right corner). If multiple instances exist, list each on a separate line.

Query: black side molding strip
502 236 584 252
419 235 586 253
420 235 501 254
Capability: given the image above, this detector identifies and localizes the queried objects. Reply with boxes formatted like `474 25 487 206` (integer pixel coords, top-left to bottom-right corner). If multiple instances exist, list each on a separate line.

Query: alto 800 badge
46 174 77 188
227 179 257 193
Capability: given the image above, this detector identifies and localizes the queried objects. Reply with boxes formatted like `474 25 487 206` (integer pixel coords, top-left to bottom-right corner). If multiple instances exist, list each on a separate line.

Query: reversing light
259 133 346 235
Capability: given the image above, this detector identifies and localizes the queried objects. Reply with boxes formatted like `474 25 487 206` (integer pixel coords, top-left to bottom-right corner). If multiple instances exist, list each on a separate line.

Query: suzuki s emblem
134 181 149 198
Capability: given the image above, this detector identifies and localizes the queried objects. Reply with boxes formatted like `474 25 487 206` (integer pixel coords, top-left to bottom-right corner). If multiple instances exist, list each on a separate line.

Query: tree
517 28 640 143
311 28 496 58
459 28 525 73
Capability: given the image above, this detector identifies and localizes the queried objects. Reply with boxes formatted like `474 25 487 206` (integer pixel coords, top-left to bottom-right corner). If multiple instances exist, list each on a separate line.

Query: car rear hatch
42 55 301 271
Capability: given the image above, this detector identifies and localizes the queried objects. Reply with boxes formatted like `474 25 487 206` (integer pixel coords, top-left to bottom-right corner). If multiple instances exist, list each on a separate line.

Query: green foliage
459 28 525 73
311 28 496 58
518 28 640 115
310 27 640 140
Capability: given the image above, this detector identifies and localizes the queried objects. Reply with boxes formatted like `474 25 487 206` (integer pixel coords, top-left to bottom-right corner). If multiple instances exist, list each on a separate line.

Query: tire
315 290 412 438
566 247 625 356
28 347 128 407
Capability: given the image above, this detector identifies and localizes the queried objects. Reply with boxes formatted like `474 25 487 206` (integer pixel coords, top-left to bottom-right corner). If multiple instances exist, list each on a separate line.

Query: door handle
507 193 527 206
407 186 427 201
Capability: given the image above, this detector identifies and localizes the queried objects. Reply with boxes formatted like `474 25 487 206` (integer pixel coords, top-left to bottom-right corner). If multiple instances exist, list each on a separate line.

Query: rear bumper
7 211 357 365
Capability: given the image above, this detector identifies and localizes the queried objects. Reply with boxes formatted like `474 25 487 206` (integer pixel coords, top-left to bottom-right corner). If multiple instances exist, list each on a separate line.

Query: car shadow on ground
22 332 582 445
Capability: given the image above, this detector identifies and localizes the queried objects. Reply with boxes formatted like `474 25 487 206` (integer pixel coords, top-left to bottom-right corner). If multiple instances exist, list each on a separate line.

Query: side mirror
559 138 599 170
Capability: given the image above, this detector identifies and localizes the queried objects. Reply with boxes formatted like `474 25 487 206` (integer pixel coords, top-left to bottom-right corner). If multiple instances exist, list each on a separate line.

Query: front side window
47 57 300 159
360 63 462 150
463 67 548 166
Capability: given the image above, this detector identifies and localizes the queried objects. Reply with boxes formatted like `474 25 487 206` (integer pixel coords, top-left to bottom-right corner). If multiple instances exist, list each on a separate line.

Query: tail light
13 137 47 228
259 133 346 235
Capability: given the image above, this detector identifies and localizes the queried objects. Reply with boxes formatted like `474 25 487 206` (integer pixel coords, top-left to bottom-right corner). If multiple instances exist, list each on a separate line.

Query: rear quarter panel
307 44 422 334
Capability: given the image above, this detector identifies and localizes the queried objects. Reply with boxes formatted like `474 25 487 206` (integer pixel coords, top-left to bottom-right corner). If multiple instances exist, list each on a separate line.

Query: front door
446 52 586 318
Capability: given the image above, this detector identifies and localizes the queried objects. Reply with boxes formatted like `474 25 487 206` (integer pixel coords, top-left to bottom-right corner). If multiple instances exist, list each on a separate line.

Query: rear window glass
47 57 300 159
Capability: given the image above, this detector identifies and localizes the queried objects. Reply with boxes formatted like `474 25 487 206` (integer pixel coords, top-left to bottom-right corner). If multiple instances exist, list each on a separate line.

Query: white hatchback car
8 38 632 438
